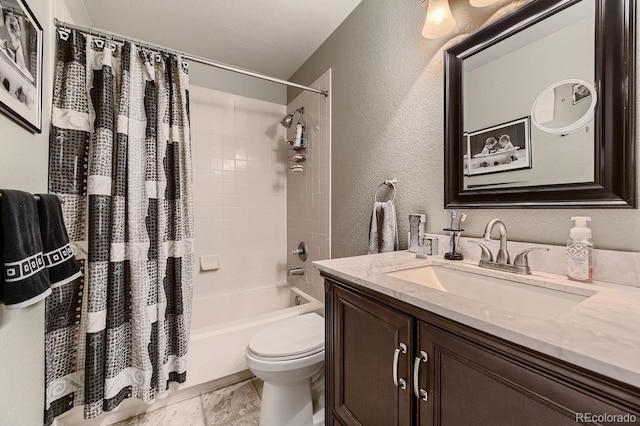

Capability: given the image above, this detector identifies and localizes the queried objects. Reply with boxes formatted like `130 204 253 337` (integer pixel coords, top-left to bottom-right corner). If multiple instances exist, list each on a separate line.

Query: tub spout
288 267 305 276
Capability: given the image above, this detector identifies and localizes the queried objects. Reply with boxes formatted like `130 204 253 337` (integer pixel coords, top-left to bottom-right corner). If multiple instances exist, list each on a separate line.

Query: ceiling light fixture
420 0 456 39
469 0 500 7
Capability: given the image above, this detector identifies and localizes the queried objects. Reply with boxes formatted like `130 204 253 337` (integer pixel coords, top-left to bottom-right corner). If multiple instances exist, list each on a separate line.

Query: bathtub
185 283 324 388
56 284 323 425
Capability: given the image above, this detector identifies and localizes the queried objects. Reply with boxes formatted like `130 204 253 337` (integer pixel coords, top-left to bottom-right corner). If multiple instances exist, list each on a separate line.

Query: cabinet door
331 285 413 426
417 321 637 426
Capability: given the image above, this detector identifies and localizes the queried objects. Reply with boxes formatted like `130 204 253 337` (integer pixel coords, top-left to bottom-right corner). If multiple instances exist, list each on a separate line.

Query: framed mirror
444 0 635 208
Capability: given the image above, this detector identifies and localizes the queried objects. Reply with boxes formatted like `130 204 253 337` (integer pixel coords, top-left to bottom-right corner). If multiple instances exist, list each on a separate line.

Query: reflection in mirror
444 0 636 208
531 79 597 135
462 0 594 191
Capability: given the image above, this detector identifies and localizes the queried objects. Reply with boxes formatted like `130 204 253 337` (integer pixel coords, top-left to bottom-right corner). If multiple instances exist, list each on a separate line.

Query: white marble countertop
314 251 640 389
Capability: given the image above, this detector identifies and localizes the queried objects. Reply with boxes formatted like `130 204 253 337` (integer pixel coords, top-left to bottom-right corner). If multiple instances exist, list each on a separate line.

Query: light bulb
422 0 456 39
470 0 500 7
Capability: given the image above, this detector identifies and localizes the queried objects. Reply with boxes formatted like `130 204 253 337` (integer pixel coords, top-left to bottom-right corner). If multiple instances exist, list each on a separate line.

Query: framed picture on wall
466 117 532 176
0 0 42 133
572 83 591 105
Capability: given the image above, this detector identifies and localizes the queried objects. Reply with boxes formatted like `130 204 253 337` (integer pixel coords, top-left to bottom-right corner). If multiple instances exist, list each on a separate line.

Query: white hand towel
368 200 399 254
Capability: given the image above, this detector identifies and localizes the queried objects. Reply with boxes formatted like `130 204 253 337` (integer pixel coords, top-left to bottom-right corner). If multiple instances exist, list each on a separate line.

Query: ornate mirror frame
444 0 635 208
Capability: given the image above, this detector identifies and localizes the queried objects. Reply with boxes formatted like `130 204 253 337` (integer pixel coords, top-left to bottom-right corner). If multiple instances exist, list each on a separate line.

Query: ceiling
81 0 362 79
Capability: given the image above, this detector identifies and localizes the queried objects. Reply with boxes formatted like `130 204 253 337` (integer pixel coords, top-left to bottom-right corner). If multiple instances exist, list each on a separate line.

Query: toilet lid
249 312 324 358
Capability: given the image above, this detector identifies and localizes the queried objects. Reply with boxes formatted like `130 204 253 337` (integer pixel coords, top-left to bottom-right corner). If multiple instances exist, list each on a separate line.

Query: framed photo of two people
0 0 42 133
465 117 532 176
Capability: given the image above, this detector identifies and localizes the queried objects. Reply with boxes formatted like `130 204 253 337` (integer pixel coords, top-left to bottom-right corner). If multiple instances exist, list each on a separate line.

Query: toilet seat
248 312 324 360
247 345 324 362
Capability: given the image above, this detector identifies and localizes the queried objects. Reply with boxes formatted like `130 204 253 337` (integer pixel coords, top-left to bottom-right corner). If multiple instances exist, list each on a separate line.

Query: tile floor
112 378 263 426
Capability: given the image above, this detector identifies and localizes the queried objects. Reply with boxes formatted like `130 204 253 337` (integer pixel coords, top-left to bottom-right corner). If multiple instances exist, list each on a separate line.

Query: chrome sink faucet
470 218 548 275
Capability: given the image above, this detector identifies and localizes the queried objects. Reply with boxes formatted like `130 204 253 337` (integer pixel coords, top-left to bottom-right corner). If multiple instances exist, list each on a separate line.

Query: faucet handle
468 240 493 262
513 247 549 267
291 242 308 261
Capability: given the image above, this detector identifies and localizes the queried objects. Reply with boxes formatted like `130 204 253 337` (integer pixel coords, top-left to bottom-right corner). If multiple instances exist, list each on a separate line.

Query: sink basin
385 265 591 319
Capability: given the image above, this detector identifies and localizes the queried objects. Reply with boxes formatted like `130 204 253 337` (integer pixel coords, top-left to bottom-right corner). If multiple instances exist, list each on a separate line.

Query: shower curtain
45 30 194 423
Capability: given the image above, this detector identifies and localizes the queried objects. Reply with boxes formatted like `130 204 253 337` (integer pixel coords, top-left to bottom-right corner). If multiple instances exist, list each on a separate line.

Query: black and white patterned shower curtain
45 30 194 423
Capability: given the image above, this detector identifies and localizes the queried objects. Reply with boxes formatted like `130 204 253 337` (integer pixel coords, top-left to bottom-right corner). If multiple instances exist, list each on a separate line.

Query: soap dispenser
567 216 593 283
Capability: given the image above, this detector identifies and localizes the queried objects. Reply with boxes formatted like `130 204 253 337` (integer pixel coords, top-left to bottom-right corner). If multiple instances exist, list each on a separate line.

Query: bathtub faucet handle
292 242 308 261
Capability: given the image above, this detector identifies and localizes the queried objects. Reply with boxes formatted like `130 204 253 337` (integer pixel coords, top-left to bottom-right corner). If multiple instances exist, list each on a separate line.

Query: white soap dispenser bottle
567 216 593 283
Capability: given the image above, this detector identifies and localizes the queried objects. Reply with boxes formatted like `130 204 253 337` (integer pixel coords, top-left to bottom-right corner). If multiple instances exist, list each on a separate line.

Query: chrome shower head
280 107 304 128
280 114 294 128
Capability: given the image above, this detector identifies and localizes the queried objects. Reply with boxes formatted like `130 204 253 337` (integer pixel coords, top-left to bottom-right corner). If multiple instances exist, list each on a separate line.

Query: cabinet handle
392 342 407 389
413 350 429 402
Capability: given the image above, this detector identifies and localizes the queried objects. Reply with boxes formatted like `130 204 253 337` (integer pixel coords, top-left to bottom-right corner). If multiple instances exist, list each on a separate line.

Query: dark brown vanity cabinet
329 284 413 425
325 277 640 426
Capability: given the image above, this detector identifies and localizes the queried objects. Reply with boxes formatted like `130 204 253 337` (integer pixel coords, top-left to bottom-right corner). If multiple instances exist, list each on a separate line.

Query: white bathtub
56 284 323 425
185 284 324 388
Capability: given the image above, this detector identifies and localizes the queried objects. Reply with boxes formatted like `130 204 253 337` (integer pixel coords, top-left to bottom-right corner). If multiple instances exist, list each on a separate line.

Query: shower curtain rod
54 19 329 97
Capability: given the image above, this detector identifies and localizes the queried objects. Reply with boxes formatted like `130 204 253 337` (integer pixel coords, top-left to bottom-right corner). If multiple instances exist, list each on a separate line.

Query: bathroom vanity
316 252 640 426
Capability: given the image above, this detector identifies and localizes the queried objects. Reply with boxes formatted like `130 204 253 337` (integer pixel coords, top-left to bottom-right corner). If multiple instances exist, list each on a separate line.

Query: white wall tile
191 85 287 297
285 69 331 300
191 72 329 302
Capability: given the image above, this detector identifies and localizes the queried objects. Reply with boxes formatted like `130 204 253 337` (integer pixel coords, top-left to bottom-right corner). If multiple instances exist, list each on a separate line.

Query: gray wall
289 0 640 257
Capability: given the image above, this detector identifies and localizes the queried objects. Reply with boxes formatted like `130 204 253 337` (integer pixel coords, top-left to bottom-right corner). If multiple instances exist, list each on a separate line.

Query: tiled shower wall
287 70 332 302
190 86 288 297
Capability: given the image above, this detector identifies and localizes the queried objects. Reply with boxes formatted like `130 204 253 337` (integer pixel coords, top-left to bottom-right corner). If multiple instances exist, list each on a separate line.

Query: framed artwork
466 117 532 176
572 83 592 105
0 0 42 133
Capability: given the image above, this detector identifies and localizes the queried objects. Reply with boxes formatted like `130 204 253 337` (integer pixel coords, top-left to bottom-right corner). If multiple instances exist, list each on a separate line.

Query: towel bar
375 179 397 203
0 193 65 204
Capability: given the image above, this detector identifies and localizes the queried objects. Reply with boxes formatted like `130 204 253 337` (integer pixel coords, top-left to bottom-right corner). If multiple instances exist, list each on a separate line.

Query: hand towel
0 189 51 308
36 194 82 287
368 200 399 254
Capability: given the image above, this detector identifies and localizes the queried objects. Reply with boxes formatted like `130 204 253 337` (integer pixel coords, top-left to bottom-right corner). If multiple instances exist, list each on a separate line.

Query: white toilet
245 312 325 426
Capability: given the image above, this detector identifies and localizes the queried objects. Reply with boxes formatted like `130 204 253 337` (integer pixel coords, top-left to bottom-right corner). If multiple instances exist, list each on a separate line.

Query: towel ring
375 180 397 203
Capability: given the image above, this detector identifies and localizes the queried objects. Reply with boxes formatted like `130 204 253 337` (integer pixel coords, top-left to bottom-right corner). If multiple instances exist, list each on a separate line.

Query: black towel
35 194 81 287
0 189 51 308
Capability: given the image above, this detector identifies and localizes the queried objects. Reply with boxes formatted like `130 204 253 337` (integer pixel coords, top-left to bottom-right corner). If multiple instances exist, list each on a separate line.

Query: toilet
245 312 325 426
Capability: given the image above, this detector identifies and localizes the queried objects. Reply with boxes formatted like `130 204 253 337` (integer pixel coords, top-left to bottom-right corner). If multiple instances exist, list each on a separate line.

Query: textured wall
289 0 640 257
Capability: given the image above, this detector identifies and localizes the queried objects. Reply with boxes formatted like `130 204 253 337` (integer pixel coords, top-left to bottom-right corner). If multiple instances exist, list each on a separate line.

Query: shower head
280 107 304 128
